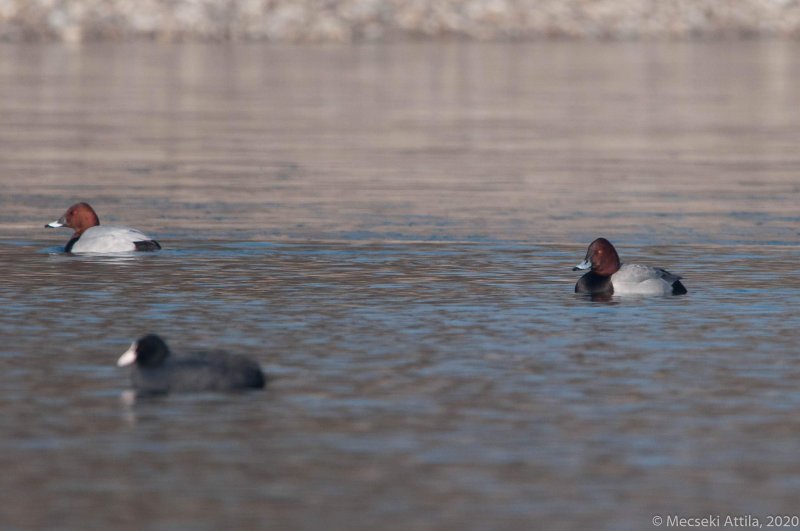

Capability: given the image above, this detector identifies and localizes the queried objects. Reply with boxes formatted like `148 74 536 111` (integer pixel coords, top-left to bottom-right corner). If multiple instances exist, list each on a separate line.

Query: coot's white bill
117 342 138 366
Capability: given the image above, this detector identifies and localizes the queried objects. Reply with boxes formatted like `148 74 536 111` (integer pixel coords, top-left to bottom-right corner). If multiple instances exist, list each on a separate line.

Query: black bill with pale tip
573 258 591 271
45 217 65 228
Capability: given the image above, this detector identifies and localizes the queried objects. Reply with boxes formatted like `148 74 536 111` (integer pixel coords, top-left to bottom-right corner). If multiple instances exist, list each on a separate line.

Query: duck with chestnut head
573 238 687 296
46 202 161 253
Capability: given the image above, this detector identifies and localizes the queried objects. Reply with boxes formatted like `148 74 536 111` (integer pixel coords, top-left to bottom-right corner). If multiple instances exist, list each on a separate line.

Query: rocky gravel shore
1 0 799 42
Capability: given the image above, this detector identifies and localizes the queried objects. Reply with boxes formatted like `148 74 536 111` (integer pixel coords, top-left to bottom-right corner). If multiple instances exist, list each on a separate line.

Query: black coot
118 334 266 393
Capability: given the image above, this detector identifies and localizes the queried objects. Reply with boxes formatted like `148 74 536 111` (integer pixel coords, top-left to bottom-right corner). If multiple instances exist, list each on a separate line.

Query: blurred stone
1 0 800 41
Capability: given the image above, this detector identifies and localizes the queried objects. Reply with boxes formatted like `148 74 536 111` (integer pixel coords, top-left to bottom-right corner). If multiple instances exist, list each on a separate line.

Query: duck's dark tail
672 280 688 295
134 240 162 252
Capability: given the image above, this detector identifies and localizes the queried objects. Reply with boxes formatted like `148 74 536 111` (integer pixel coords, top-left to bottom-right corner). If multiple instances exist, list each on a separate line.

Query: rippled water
1 41 800 530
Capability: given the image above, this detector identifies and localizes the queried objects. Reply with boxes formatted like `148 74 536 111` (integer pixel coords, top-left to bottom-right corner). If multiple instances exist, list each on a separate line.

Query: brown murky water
1 41 800 530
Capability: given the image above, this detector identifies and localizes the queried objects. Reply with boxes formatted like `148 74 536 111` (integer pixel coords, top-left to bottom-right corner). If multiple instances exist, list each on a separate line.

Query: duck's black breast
575 271 614 295
64 235 81 253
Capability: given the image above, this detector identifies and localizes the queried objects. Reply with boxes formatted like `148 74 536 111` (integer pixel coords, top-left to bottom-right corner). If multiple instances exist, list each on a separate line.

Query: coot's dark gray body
119 335 266 394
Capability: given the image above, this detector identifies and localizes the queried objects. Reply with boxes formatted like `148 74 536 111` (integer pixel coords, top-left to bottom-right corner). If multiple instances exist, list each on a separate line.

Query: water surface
1 41 800 530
